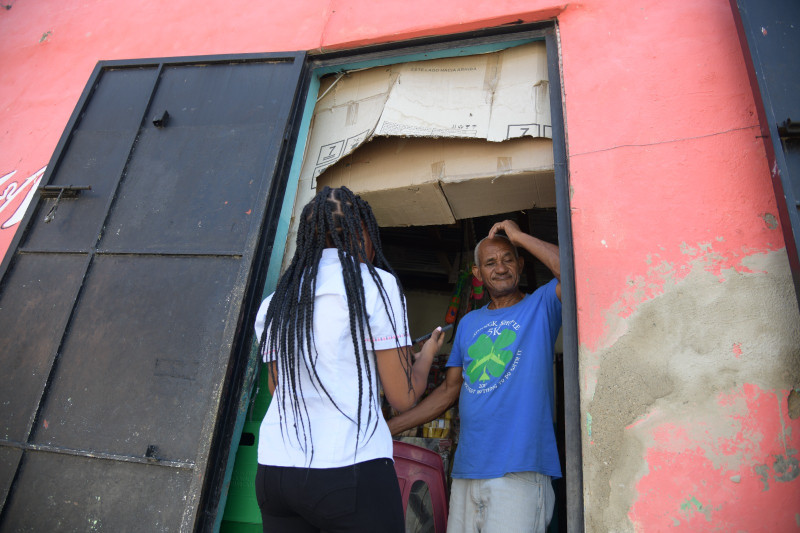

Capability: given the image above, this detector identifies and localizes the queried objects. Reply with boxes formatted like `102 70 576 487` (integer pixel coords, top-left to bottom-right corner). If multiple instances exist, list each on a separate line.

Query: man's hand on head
486 219 561 285
488 220 526 246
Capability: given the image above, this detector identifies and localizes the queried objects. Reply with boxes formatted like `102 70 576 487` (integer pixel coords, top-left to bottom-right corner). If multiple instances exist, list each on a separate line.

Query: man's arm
387 366 463 435
489 219 561 300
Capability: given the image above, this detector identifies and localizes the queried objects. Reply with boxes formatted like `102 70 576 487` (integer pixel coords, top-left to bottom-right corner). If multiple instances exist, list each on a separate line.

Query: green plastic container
220 364 273 527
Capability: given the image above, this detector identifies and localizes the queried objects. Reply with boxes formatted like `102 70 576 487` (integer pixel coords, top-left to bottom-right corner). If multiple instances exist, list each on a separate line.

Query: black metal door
731 0 800 308
0 53 306 531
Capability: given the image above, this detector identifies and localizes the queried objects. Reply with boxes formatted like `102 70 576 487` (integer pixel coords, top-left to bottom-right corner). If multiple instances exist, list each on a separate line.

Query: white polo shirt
254 248 410 468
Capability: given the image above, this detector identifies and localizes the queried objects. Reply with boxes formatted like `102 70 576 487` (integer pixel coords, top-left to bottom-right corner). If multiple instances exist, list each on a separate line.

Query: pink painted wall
1 0 798 530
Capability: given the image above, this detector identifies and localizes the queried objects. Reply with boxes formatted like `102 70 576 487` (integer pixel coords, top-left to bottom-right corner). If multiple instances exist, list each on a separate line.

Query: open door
0 53 306 531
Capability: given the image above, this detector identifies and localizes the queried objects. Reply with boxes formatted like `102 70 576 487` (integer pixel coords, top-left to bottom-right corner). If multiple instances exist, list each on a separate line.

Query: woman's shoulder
362 264 400 294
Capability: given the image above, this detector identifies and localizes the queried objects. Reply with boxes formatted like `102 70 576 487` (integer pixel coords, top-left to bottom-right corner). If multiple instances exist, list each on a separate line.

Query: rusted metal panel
0 254 86 442
0 52 306 531
0 448 21 511
30 254 241 460
2 452 192 531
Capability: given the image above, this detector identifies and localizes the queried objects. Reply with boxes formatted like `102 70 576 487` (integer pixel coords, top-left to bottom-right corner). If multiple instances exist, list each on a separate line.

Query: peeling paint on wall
762 212 779 230
570 128 785 357
583 250 800 532
627 386 800 531
678 495 709 522
789 388 800 420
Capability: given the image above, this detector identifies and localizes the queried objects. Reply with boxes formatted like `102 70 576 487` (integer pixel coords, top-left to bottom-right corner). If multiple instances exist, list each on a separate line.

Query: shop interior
222 41 567 532
378 210 565 533
225 208 566 533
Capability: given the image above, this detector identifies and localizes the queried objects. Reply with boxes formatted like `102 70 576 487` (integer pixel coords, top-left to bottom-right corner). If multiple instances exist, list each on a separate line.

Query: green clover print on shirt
465 328 517 384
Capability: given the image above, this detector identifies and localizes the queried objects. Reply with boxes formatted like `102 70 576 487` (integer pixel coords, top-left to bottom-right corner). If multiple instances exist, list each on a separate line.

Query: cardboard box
316 136 554 226
283 41 552 266
303 40 550 182
315 137 454 226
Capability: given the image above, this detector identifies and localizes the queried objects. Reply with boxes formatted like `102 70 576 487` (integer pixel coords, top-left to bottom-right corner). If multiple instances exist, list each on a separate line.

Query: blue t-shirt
447 278 562 479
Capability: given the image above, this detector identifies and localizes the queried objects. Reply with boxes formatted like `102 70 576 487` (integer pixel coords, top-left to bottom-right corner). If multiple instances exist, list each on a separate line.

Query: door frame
221 21 584 533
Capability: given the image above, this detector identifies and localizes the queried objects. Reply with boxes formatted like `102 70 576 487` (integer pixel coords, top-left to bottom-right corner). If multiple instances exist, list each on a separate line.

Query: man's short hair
473 235 519 266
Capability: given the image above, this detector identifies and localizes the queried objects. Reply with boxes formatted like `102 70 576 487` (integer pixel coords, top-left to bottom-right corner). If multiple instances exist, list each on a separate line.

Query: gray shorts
447 471 555 533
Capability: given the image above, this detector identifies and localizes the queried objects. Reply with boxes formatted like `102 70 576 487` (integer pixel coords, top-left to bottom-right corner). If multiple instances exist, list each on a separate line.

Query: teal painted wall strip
262 74 321 296
314 38 537 75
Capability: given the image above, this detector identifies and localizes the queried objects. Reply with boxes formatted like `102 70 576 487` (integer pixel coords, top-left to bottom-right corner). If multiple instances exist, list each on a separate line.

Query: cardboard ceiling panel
296 40 553 229
317 136 554 226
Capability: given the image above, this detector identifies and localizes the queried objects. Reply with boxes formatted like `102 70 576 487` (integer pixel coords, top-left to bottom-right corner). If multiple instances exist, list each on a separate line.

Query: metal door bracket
39 184 91 223
39 185 91 198
152 110 170 128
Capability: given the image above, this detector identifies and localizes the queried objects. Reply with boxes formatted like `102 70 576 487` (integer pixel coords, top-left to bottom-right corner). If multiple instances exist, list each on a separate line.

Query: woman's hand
415 326 445 361
376 326 446 413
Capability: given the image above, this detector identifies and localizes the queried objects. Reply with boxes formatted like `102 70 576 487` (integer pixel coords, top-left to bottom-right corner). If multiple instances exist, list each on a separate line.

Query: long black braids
259 186 412 464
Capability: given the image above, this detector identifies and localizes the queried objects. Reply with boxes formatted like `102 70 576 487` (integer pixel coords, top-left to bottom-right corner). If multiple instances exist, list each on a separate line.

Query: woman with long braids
253 186 444 532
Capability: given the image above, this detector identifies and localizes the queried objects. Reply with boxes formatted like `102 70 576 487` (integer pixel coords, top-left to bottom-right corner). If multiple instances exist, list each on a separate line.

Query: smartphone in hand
412 323 454 344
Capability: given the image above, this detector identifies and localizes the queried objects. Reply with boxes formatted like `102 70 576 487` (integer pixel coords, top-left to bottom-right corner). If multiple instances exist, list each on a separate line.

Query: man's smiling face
472 237 524 299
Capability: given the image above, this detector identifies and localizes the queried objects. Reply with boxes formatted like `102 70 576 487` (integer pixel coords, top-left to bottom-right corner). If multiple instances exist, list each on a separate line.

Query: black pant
255 458 405 533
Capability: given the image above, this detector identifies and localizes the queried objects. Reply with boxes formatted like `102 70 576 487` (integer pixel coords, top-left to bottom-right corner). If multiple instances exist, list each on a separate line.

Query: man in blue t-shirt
388 219 562 532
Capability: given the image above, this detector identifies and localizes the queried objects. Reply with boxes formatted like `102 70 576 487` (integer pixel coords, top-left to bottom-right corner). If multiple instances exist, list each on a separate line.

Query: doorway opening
220 23 580 533
378 210 566 532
